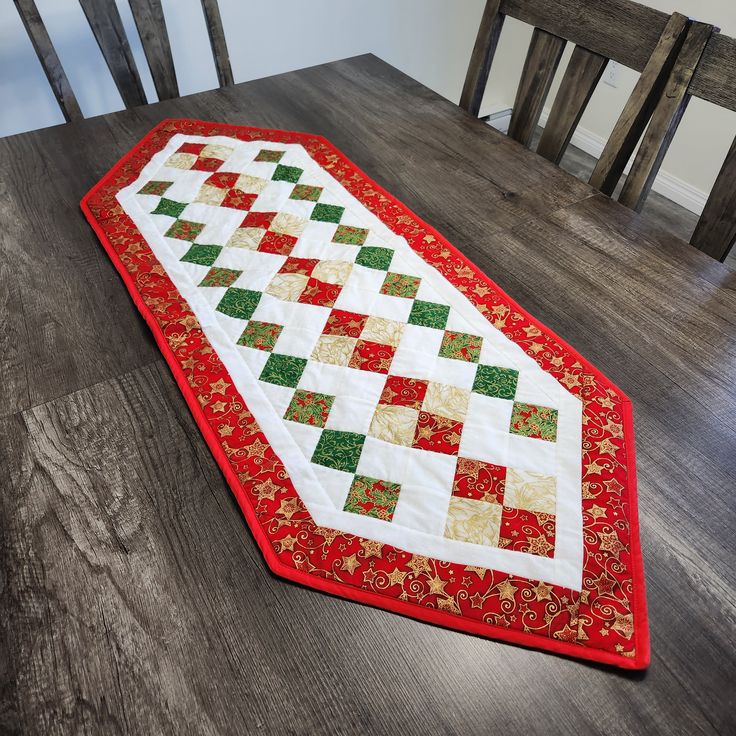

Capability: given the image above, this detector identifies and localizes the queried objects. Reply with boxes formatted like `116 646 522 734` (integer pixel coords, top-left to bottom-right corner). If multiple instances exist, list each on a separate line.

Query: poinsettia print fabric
82 119 648 669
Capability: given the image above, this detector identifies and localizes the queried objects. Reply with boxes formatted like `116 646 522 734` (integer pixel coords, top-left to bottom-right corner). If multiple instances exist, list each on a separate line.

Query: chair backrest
13 0 234 120
622 30 736 262
460 0 715 214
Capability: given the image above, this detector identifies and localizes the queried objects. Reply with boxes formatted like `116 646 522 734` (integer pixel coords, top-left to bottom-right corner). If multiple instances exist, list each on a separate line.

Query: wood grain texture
200 0 234 88
619 21 714 212
536 46 608 165
1 54 734 735
689 32 736 112
589 12 689 196
460 0 504 116
128 0 179 101
500 0 671 72
79 0 147 109
13 0 83 122
690 135 736 261
507 28 566 146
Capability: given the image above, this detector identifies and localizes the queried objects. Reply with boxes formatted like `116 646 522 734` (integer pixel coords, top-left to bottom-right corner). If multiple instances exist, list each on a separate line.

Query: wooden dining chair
460 0 715 218
618 31 736 262
13 0 234 122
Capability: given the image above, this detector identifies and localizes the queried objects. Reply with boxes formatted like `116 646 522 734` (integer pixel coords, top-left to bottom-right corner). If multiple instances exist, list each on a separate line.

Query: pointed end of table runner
81 118 649 670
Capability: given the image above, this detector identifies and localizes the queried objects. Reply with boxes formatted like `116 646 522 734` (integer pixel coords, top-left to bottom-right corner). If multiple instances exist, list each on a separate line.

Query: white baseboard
484 107 706 215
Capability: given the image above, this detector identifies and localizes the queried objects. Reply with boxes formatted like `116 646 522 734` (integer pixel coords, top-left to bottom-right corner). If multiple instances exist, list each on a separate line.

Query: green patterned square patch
333 225 369 245
380 272 421 298
311 430 366 473
199 267 242 287
139 180 172 196
439 330 483 363
272 164 303 183
180 244 222 267
255 149 284 163
290 184 322 201
151 198 187 218
216 288 261 319
473 365 519 400
343 474 401 521
237 321 283 351
311 203 345 223
408 300 450 329
259 353 307 388
510 401 558 442
165 219 205 242
355 246 394 270
284 389 334 427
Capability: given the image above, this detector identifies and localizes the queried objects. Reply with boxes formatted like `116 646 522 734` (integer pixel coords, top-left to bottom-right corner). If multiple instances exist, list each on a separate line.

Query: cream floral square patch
312 259 353 285
504 469 556 514
311 335 358 366
444 497 502 546
368 404 420 446
361 316 404 347
165 152 198 169
227 227 265 250
200 143 233 160
236 173 269 193
266 273 309 301
422 381 470 422
195 184 227 206
271 212 308 237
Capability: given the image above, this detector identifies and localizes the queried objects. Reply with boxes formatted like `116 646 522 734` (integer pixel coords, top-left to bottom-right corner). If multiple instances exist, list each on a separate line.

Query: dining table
1 53 734 736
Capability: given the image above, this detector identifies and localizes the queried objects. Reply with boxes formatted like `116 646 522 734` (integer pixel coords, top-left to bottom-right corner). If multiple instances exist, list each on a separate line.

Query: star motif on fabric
584 459 607 476
587 504 607 520
387 568 408 587
596 438 620 456
555 624 577 643
217 424 234 437
360 539 383 559
532 581 553 602
181 356 198 371
464 565 488 579
341 554 360 574
597 394 616 409
407 555 430 575
209 378 231 394
278 534 298 551
277 498 299 519
246 438 270 459
427 575 447 596
209 400 227 413
561 371 582 389
603 478 626 495
497 579 518 601
469 592 485 609
593 573 616 596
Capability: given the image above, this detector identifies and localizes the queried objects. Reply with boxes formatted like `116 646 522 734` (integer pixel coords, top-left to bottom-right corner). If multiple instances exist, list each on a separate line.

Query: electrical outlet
603 61 620 88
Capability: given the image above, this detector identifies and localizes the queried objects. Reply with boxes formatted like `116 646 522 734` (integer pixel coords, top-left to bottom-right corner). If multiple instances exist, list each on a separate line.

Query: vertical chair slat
78 0 146 109
619 22 713 212
507 28 566 146
459 0 505 116
536 46 607 164
128 0 178 101
200 0 234 88
690 136 736 262
589 12 690 196
14 0 83 122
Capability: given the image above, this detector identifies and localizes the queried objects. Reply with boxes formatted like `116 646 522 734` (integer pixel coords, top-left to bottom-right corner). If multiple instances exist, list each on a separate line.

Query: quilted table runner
82 119 648 669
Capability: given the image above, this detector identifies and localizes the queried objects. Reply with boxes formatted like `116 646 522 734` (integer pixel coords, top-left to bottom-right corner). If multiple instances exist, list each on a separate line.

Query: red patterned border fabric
82 119 648 669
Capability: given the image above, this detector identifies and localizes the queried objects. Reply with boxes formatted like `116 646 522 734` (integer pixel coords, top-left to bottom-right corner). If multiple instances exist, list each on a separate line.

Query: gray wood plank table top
1 54 734 736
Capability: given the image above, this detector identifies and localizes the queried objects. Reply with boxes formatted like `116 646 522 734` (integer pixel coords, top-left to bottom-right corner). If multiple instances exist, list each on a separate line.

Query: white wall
0 0 733 211
0 0 483 138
